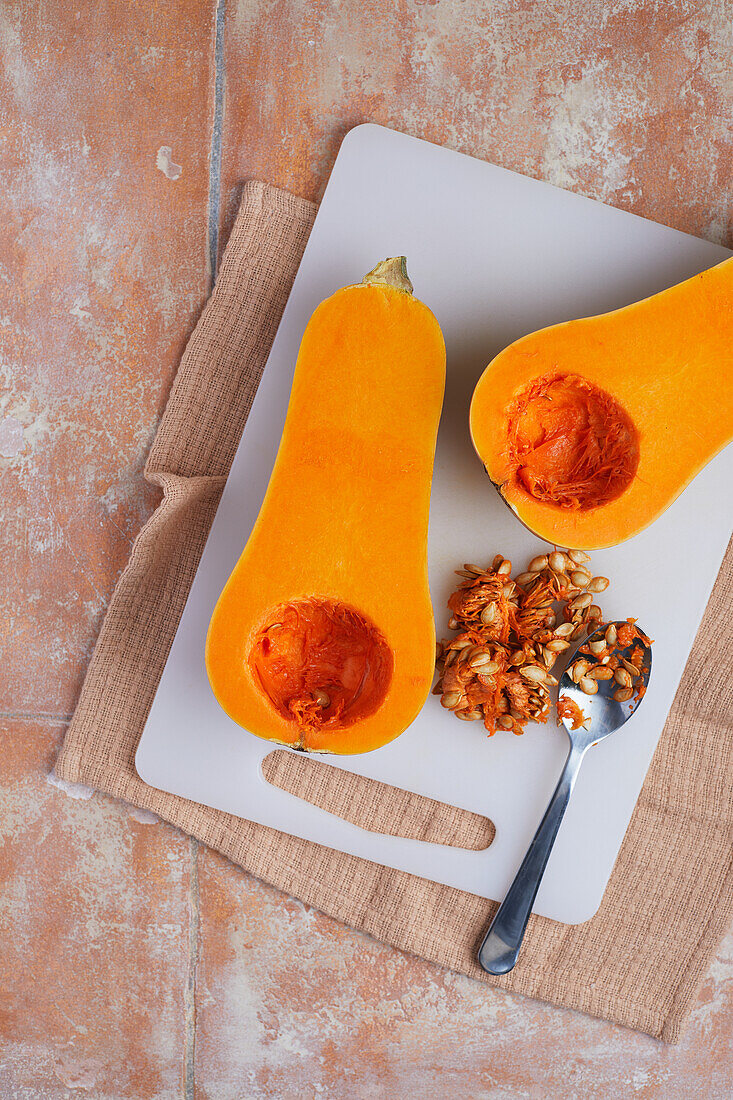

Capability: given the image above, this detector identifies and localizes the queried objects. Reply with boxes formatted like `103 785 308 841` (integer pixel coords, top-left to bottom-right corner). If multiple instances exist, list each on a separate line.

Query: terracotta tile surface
0 718 192 1098
193 847 733 1100
2 0 732 1095
219 0 732 242
0 0 215 716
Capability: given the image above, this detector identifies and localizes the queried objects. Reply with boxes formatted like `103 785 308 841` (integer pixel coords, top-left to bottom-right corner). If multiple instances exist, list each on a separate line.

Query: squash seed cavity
503 373 640 510
249 597 393 732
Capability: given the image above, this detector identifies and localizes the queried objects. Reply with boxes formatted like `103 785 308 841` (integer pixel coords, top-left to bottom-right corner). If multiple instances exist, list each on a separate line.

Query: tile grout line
0 710 72 723
184 8 226 1092
207 0 227 288
184 837 201 1100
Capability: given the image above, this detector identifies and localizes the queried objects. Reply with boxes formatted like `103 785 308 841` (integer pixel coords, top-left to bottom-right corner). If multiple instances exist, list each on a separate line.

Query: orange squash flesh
470 256 733 548
206 259 446 754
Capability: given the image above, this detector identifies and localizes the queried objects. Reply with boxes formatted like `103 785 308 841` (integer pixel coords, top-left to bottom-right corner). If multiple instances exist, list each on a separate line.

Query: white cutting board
137 124 732 924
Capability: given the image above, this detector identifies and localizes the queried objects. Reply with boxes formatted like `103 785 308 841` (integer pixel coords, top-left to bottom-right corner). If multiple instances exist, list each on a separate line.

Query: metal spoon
478 621 652 976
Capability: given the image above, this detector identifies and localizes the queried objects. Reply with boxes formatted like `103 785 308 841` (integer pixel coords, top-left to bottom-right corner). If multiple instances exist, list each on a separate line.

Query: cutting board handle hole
262 750 495 851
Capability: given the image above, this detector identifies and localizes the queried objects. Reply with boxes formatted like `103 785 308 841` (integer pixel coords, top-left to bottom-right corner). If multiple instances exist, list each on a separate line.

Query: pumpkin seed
448 616 459 630
570 592 592 611
580 676 599 695
314 689 330 707
546 638 571 653
605 624 618 646
614 668 632 688
469 652 495 669
502 582 516 597
589 639 606 655
515 572 536 587
589 666 613 680
521 665 547 683
497 559 512 575
497 715 514 730
587 605 603 621
613 686 633 702
464 563 484 575
477 661 499 677
456 708 482 721
554 622 575 638
588 576 610 593
548 551 566 572
568 549 591 564
441 691 462 709
529 554 548 572
621 657 638 677
481 602 497 625
571 659 590 682
570 570 591 588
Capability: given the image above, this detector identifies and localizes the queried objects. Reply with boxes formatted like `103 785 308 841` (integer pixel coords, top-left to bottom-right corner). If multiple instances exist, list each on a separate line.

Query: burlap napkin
55 180 733 1042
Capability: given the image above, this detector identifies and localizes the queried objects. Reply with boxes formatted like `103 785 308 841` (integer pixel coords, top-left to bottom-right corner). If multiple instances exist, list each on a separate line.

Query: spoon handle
478 741 587 975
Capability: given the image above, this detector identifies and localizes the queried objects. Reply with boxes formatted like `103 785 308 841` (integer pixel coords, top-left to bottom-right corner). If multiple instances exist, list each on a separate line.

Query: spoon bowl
557 620 653 748
478 622 652 976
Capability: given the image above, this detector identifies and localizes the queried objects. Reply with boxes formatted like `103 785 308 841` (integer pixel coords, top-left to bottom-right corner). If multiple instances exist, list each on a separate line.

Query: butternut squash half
206 259 446 753
470 256 733 548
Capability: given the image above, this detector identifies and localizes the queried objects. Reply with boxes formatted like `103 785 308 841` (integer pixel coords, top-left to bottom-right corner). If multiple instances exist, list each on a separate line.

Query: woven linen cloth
55 180 733 1042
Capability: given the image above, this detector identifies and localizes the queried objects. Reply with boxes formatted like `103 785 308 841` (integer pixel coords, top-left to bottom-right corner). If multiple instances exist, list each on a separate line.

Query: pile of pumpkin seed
567 620 649 702
435 548 614 736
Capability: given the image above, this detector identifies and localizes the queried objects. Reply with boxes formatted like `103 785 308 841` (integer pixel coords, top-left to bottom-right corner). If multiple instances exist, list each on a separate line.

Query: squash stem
362 256 413 294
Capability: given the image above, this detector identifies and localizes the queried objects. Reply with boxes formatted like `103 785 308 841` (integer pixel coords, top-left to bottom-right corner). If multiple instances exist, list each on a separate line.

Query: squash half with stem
206 258 446 753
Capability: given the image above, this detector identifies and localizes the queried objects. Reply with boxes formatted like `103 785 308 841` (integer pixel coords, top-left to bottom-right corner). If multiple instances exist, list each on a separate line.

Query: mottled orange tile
4 1 733 1095
193 846 733 1100
220 0 731 246
0 718 192 1097
0 0 216 715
